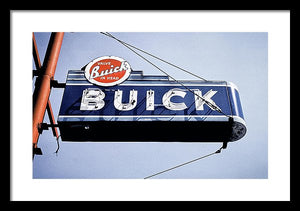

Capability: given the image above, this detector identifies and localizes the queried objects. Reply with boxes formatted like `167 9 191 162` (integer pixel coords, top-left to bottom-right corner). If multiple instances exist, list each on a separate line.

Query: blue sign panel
58 70 246 142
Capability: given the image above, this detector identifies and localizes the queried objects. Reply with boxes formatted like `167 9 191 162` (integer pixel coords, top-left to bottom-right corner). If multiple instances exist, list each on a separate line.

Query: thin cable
55 135 61 155
144 145 223 179
100 32 230 117
100 32 207 81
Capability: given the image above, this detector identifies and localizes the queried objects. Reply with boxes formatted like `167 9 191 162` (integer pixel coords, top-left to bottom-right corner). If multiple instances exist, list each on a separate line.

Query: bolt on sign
58 56 246 142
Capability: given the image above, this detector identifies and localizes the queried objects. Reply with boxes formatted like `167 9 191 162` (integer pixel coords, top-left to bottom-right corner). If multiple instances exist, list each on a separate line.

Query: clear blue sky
33 32 268 179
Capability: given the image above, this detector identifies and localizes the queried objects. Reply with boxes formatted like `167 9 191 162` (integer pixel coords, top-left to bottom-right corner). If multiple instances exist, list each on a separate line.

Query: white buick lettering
114 89 138 111
80 88 105 110
80 88 218 111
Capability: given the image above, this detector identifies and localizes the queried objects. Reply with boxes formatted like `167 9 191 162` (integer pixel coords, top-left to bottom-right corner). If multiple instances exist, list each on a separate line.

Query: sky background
32 32 268 179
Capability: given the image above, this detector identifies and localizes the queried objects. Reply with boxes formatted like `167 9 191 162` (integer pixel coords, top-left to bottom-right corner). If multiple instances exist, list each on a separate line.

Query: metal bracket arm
38 123 59 134
51 80 66 88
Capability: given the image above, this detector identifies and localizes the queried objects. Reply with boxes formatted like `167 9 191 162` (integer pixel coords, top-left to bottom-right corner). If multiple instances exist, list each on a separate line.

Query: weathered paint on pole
32 33 59 139
32 32 64 149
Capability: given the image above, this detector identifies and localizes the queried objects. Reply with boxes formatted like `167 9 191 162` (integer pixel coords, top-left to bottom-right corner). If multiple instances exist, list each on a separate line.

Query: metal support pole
33 33 60 139
32 32 64 151
32 33 41 74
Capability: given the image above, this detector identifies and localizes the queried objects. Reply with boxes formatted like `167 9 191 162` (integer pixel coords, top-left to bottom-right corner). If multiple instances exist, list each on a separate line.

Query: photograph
32 32 267 179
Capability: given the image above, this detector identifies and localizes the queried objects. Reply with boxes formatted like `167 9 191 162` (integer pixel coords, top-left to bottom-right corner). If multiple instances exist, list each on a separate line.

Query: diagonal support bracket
33 33 62 142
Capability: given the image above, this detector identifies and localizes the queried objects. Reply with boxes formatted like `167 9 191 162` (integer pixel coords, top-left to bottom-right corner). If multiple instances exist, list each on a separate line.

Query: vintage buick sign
84 56 131 87
58 69 246 142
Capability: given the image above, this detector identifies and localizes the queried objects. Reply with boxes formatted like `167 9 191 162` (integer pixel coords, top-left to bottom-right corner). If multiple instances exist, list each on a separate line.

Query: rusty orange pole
33 33 59 139
32 32 64 150
32 33 41 72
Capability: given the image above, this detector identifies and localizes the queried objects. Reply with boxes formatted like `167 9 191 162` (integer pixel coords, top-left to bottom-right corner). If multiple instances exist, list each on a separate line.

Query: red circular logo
84 56 131 86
